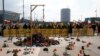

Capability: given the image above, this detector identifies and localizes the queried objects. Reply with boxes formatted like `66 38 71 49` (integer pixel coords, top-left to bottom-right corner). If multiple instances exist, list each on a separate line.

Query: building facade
0 10 20 23
85 17 100 23
61 8 70 23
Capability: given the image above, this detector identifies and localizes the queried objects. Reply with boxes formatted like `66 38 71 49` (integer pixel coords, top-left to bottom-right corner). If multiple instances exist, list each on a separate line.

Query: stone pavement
0 36 100 56
38 36 100 56
0 47 40 56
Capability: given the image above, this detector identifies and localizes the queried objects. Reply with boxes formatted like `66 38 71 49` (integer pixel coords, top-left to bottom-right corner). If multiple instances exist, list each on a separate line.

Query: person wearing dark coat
97 24 100 35
23 24 27 29
67 23 72 37
91 23 96 35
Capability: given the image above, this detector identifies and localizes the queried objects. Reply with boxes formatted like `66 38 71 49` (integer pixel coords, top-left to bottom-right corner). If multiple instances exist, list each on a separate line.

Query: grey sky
0 0 100 22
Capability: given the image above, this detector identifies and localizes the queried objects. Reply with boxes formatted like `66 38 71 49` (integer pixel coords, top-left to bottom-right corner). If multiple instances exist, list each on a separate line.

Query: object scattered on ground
23 50 29 55
6 50 12 54
24 48 29 50
14 33 59 46
79 49 84 54
88 42 92 45
77 53 82 56
12 49 19 56
66 42 75 50
18 49 21 51
2 43 9 48
31 51 33 54
82 40 86 43
98 46 100 49
13 52 18 56
4 40 7 42
87 42 92 47
63 52 70 56
81 46 85 50
83 53 90 56
63 50 71 56
76 38 80 41
12 49 19 53
23 47 30 55
43 48 48 52
64 38 70 41
53 49 57 52
0 48 2 51
70 38 74 39
53 52 59 56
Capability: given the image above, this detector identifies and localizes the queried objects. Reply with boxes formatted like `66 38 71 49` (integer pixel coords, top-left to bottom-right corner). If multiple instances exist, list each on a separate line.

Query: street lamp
23 0 24 22
21 0 25 23
2 0 5 23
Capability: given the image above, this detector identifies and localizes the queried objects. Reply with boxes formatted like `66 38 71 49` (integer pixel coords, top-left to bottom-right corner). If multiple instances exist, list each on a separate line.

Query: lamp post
2 0 5 23
43 5 44 22
22 0 24 23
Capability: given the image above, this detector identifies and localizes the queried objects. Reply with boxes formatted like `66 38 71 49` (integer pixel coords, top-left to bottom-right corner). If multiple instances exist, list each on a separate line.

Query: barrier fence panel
25 29 31 37
10 29 16 37
3 29 9 37
3 28 94 37
72 28 78 36
82 28 87 36
87 28 93 36
19 28 24 37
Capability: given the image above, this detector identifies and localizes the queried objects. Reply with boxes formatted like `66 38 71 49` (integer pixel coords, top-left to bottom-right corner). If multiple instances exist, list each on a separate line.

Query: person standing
67 23 72 37
97 24 100 35
91 23 96 35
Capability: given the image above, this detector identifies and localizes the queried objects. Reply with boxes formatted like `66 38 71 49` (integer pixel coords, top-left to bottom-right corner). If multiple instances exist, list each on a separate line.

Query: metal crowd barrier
3 28 67 37
3 28 93 37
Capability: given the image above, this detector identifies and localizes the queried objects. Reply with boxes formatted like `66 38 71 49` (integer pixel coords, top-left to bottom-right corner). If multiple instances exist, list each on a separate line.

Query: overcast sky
0 0 100 22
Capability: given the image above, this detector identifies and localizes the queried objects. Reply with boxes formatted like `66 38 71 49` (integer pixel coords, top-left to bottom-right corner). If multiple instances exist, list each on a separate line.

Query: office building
61 8 70 22
0 10 20 23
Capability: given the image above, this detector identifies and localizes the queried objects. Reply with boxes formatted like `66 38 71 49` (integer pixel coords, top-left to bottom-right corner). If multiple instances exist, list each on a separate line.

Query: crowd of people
0 22 100 36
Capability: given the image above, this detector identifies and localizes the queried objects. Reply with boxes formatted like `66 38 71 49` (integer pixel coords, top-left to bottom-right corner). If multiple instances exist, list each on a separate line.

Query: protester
97 24 100 35
67 23 73 37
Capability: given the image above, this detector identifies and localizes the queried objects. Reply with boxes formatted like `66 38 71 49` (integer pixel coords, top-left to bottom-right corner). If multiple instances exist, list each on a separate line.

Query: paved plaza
0 36 100 56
